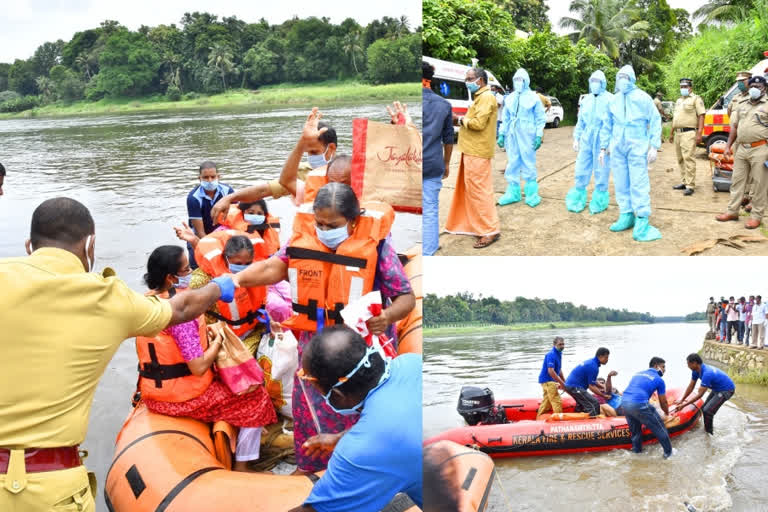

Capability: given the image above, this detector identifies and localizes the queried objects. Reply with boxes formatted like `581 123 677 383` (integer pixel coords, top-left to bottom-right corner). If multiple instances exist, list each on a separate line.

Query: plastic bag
257 330 299 418
214 322 265 395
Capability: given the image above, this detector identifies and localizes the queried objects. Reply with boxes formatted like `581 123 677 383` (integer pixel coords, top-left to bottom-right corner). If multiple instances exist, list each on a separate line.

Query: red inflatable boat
424 387 703 458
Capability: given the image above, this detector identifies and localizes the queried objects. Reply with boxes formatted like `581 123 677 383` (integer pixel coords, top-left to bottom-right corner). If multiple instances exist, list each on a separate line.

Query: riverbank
702 339 768 385
424 320 647 336
0 81 420 119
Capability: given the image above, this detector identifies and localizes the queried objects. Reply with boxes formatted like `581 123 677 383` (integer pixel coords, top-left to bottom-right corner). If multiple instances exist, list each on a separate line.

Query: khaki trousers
751 322 766 349
675 130 697 188
0 450 95 512
536 381 562 418
728 144 768 220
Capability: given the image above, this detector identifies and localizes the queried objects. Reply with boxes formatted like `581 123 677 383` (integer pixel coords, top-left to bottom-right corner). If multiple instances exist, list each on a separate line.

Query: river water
424 323 768 512
0 102 421 511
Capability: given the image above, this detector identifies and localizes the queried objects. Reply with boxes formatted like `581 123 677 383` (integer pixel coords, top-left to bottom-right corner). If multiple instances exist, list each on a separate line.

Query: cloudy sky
424 257 768 316
547 0 709 35
0 0 422 63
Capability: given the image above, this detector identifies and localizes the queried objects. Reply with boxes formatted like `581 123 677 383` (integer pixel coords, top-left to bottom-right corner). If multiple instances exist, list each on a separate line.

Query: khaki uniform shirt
537 93 551 110
706 303 716 315
731 96 768 144
0 248 172 448
728 91 750 116
672 94 705 129
458 86 498 159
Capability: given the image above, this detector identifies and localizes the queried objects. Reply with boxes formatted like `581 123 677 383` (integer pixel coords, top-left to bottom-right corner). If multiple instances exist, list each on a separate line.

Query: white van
423 56 503 141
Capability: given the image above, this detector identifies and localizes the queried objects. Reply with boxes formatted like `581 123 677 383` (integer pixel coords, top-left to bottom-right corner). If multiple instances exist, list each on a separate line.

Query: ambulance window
431 78 469 101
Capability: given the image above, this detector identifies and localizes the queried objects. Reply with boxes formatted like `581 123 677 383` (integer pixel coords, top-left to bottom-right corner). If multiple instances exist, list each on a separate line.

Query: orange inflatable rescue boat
397 247 422 355
424 386 703 459
423 440 495 512
105 404 421 511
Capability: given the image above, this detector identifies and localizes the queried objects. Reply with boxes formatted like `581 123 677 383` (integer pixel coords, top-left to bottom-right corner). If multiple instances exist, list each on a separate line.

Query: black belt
676 127 695 133
292 300 345 323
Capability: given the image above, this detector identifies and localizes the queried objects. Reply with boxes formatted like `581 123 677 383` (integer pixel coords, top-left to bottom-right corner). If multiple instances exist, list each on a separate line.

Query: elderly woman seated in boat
137 245 277 472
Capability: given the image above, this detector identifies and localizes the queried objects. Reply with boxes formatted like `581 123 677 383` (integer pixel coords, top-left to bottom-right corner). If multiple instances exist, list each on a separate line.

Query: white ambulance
424 56 503 141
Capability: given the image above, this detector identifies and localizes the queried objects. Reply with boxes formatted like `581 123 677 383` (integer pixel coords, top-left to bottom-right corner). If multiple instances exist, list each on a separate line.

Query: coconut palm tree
74 53 91 80
342 31 364 74
559 0 650 61
395 15 410 38
35 76 54 101
692 0 754 25
207 43 234 91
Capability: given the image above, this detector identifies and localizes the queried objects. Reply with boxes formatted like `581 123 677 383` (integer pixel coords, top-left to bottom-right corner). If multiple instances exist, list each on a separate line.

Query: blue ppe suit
599 65 662 240
567 70 613 214
499 68 546 206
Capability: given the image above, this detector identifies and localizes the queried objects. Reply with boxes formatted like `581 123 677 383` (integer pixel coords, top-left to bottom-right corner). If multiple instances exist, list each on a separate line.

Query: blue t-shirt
186 182 235 234
565 357 601 389
622 368 666 404
422 87 454 179
538 346 563 384
692 364 735 393
306 354 423 512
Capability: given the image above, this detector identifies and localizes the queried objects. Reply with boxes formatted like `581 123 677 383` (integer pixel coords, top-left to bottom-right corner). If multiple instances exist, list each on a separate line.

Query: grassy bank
424 321 646 337
0 81 420 119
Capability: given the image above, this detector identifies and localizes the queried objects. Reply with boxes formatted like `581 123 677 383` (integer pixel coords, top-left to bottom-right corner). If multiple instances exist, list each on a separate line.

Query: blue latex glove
497 134 505 148
212 276 235 302
533 136 542 151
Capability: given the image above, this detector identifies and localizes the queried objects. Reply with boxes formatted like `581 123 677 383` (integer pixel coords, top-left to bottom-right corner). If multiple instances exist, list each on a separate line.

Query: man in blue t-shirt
621 357 673 458
289 326 422 512
675 353 735 434
185 161 234 268
564 347 611 416
536 336 567 418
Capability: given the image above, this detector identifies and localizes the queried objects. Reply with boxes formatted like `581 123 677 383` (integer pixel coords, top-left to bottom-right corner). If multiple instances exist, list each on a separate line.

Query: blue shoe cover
632 216 662 242
589 189 610 215
524 182 541 208
498 183 521 205
610 212 635 232
565 187 587 213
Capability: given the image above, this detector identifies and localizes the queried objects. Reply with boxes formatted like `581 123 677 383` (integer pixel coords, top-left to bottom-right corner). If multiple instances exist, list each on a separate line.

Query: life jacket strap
138 342 193 388
206 307 265 326
286 247 367 269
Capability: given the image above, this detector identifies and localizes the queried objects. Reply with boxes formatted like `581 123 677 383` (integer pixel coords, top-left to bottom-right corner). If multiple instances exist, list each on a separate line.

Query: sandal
473 234 500 249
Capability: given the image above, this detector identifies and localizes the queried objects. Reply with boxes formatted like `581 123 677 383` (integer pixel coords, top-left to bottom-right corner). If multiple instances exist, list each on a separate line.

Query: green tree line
424 292 656 326
0 13 421 112
423 0 765 116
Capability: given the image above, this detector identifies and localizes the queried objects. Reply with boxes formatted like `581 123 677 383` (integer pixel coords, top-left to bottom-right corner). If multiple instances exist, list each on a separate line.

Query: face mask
738 81 747 92
466 78 480 94
513 79 523 92
556 346 564 352
244 214 266 225
680 88 690 97
657 369 664 377
175 274 191 288
307 147 330 169
228 263 249 273
201 179 218 192
84 234 94 272
589 81 601 95
322 346 391 415
617 78 629 93
315 224 350 250
749 87 762 100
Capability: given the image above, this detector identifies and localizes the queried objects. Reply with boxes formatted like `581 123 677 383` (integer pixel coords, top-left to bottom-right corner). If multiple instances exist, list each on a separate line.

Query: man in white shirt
737 297 747 345
752 295 767 349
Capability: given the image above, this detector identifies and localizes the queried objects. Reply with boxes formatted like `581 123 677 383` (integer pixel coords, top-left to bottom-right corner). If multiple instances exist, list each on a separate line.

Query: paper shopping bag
214 322 264 395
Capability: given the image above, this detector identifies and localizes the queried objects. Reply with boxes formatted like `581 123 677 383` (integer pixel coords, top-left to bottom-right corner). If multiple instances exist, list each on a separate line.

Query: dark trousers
738 321 745 342
702 389 734 434
565 386 600 416
727 320 738 342
622 401 673 456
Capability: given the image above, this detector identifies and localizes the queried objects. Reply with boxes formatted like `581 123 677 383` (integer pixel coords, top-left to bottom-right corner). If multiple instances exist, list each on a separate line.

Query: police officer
728 71 752 117
670 78 705 196
716 76 768 229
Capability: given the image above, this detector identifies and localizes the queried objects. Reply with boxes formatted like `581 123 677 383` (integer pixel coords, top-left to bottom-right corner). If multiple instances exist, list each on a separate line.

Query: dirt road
437 125 768 255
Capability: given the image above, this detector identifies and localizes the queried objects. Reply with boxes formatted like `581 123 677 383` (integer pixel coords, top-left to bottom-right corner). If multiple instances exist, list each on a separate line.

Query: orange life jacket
136 289 214 403
194 229 269 337
282 201 395 333
222 205 281 255
303 166 328 204
396 247 422 355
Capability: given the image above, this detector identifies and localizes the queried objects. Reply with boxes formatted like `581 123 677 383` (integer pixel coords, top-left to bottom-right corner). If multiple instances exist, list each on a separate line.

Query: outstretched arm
235 256 289 288
210 182 273 225
279 107 328 196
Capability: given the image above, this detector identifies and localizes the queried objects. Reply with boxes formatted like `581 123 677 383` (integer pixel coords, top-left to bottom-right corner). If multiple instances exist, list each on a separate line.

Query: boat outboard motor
457 386 507 425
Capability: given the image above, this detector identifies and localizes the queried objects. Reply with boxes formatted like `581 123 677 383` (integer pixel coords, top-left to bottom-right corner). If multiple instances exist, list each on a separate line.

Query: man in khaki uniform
728 71 752 117
671 78 706 196
0 197 235 511
654 92 667 144
716 76 768 229
444 67 501 249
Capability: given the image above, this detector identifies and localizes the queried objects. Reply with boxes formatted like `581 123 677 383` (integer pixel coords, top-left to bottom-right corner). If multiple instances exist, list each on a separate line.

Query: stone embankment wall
701 339 768 377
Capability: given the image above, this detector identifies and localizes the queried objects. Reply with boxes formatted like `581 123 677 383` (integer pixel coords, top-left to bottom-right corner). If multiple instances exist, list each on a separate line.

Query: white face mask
84 234 94 272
